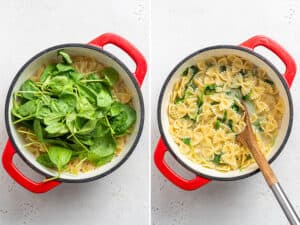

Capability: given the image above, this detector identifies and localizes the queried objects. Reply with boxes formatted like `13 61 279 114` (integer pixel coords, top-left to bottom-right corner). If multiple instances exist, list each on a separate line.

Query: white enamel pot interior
158 45 293 181
5 44 144 182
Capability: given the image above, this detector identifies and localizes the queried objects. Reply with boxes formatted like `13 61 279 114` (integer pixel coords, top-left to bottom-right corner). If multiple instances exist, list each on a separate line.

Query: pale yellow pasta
168 55 284 172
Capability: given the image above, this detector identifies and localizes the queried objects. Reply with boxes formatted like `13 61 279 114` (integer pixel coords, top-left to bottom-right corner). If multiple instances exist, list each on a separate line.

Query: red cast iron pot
154 35 296 191
3 33 147 193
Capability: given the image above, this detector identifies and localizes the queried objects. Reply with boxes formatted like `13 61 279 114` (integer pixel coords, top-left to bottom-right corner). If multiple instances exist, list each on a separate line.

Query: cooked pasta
168 55 284 172
17 55 133 175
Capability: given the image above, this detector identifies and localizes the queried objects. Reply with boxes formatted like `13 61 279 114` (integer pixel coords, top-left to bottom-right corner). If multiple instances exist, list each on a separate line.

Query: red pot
3 33 147 193
154 35 296 190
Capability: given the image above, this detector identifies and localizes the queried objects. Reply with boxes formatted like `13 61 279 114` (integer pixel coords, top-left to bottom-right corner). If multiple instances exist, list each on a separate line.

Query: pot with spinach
6 46 144 184
3 34 146 193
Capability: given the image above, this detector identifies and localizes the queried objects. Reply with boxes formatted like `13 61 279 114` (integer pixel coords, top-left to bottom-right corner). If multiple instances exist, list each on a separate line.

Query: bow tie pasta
168 55 284 172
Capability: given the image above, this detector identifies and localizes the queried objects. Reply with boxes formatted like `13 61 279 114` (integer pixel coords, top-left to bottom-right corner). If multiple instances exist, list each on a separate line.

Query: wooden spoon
237 102 300 225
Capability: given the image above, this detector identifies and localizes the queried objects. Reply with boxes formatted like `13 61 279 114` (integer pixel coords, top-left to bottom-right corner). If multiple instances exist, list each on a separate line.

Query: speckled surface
151 0 300 225
0 1 149 225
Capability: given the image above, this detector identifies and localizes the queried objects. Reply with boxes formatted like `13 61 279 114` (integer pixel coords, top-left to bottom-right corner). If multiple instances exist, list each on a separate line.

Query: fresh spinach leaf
11 107 22 119
76 96 94 111
110 102 123 116
101 67 119 86
48 146 72 171
110 104 136 135
75 116 88 130
66 112 77 134
37 153 55 168
44 139 71 148
76 83 97 104
95 154 114 167
20 80 39 100
45 122 68 135
40 64 56 82
69 71 83 82
36 106 51 120
43 112 63 125
76 119 97 135
33 119 43 142
76 96 95 119
92 120 109 137
97 89 113 108
50 98 71 115
60 94 76 110
87 135 116 165
46 76 70 95
58 50 73 64
80 139 94 146
18 100 37 117
86 73 103 92
56 63 74 73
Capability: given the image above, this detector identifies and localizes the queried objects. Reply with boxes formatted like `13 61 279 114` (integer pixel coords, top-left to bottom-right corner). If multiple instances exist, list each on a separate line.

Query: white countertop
2 0 300 224
151 0 300 225
0 1 149 225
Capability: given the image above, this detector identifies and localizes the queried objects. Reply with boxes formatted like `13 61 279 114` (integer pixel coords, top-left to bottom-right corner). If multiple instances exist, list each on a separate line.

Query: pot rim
5 43 145 183
157 44 293 181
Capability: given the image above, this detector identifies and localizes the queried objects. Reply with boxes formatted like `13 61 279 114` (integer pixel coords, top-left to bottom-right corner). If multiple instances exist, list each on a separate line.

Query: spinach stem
13 115 33 124
43 173 60 182
105 116 115 134
75 157 87 169
17 90 51 94
72 135 89 151
81 79 105 83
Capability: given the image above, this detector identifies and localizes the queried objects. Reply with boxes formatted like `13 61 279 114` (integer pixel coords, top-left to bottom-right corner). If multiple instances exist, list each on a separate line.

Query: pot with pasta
3 33 147 193
154 35 296 190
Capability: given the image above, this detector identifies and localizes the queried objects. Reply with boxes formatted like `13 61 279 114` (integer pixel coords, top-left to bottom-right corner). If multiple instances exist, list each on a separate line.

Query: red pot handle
88 33 147 86
154 138 210 191
2 140 61 193
240 35 296 87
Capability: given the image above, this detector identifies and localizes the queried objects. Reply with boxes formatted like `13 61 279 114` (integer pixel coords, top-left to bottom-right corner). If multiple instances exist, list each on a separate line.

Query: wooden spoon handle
241 102 278 186
247 138 278 186
239 103 300 224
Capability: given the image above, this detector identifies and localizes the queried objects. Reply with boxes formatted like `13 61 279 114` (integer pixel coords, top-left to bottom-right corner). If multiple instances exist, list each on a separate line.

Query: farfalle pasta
168 55 284 172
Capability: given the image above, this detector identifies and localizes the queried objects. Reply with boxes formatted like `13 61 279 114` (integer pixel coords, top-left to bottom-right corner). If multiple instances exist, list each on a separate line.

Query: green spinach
48 146 72 171
182 137 191 145
11 50 136 179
